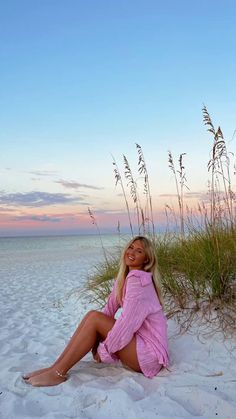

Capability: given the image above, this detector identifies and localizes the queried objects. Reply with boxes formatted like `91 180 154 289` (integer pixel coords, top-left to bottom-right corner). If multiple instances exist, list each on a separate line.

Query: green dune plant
85 107 236 335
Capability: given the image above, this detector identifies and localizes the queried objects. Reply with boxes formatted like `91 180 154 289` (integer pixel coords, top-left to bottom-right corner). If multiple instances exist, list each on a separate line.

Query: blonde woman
23 236 169 386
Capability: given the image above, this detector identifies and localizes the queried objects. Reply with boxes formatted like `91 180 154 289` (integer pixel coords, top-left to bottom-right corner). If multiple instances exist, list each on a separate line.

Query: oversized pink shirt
97 270 169 378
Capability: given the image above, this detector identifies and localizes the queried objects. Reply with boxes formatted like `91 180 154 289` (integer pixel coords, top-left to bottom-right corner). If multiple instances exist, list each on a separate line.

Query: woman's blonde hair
115 236 164 307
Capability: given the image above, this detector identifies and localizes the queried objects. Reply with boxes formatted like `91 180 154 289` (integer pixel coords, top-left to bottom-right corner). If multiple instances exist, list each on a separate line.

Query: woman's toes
26 370 67 387
22 367 50 380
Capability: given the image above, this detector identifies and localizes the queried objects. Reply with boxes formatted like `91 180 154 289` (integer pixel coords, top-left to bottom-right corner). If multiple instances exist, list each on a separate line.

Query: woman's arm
92 280 120 360
97 273 147 362
101 280 120 318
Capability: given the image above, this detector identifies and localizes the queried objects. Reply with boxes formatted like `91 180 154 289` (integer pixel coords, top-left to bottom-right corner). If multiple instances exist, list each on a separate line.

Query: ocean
0 234 126 313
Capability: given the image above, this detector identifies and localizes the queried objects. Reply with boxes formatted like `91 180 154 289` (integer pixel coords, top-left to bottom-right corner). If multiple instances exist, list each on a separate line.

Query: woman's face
124 239 147 271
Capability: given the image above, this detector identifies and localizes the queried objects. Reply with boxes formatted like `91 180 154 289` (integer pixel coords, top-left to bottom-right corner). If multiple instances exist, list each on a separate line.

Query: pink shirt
97 269 169 378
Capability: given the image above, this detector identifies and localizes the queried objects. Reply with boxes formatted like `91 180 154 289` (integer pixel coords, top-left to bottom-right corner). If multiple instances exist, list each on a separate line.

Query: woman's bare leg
23 311 100 379
116 337 141 373
27 311 141 387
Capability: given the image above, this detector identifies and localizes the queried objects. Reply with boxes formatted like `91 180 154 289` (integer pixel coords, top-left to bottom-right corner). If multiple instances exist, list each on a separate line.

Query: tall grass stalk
203 106 234 229
123 155 141 233
168 151 188 237
136 143 155 237
112 155 134 237
88 207 109 266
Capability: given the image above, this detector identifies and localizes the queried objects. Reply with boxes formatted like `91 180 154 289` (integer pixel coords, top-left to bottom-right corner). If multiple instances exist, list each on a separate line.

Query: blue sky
0 0 235 235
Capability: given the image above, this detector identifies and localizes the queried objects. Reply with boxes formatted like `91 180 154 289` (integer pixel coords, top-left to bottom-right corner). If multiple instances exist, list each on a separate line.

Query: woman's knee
84 310 100 323
84 311 112 330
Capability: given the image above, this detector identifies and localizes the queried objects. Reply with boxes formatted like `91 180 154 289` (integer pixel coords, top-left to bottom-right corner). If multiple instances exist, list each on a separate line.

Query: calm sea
0 234 126 301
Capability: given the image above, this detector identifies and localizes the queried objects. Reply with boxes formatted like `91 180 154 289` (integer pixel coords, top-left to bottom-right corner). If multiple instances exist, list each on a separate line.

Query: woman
23 236 169 386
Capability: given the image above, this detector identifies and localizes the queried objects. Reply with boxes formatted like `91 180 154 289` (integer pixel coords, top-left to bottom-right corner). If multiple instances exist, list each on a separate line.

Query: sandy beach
1 0 236 416
1 280 236 419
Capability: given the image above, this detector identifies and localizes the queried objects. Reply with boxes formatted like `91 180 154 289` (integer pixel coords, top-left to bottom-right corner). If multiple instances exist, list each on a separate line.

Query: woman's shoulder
126 270 152 287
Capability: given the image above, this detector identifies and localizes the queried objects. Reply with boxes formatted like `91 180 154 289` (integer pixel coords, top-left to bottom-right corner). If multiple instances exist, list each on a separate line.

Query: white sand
0 277 236 419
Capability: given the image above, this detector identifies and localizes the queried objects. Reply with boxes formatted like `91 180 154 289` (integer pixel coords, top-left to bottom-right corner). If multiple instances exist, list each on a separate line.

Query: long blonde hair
115 236 164 307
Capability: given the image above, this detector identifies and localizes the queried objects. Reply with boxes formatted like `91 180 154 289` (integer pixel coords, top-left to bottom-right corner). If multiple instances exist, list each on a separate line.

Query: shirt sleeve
97 273 148 363
101 280 120 318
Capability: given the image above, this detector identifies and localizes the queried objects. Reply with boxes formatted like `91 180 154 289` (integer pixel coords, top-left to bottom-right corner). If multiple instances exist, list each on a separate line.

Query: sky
0 0 236 236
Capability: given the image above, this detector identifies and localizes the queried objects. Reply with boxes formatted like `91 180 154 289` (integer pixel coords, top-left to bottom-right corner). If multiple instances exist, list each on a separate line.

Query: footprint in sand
166 386 236 418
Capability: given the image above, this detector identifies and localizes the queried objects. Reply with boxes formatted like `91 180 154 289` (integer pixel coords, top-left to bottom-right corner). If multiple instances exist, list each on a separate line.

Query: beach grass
85 107 236 334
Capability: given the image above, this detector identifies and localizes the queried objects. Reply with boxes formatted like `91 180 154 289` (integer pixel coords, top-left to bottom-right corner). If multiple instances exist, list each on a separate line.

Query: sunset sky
1 0 236 236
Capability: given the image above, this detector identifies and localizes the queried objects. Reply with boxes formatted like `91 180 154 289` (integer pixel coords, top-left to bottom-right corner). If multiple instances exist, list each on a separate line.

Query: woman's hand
93 352 101 363
92 338 101 362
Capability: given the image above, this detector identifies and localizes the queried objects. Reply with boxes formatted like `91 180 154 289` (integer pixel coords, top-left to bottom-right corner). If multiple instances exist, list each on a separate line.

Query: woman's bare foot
22 367 51 380
26 368 67 387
